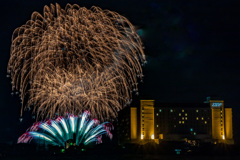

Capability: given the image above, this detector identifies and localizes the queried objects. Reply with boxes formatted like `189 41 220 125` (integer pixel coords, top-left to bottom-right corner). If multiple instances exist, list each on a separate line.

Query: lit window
185 113 187 116
179 113 181 116
156 113 158 116
185 117 187 120
141 134 144 139
157 125 158 128
159 109 162 112
182 109 184 112
179 121 181 124
182 117 184 120
196 110 198 113
170 109 173 112
205 121 207 124
196 117 199 120
201 117 204 120
182 121 184 124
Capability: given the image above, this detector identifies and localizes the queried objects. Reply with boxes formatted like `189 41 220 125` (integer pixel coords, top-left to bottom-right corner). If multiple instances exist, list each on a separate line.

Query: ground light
151 134 154 139
175 149 181 155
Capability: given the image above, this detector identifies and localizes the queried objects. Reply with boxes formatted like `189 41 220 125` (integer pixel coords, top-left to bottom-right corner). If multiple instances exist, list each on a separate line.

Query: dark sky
0 0 240 144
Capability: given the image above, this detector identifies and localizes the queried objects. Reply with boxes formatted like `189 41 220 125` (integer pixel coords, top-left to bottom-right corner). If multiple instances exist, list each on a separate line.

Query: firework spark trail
8 3 146 120
18 111 113 147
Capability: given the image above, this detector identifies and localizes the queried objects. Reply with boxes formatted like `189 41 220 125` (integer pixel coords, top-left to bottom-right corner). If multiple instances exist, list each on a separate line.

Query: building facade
118 98 234 145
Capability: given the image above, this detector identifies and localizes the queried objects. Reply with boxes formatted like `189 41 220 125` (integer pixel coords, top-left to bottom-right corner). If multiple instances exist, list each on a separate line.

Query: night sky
0 0 240 144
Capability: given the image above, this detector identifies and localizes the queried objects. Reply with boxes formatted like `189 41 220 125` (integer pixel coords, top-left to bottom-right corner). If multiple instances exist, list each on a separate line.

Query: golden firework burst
8 3 146 120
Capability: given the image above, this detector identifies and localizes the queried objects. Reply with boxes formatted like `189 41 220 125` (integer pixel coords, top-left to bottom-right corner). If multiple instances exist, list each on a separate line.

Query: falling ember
8 3 145 120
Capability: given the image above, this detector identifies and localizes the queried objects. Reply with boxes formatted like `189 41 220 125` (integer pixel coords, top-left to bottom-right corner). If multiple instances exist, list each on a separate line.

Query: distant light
222 135 225 140
137 29 144 36
141 134 144 140
190 128 193 132
151 134 154 139
170 109 173 112
194 132 196 135
70 142 73 146
175 149 181 155
61 149 65 153
81 148 85 151
159 109 162 112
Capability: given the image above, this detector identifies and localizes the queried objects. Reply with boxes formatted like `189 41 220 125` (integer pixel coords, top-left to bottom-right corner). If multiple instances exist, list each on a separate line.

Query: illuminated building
140 100 154 141
118 97 234 145
118 107 138 144
210 100 233 144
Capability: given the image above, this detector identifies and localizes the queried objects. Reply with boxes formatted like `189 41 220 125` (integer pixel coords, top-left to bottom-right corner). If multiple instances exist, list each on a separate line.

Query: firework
18 111 113 148
8 3 146 120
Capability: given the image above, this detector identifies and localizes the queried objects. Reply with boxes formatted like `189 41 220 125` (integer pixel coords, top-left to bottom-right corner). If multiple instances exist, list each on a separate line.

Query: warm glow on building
140 100 155 141
130 107 137 140
225 108 233 140
118 97 234 145
210 100 233 144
